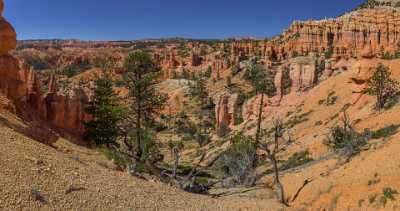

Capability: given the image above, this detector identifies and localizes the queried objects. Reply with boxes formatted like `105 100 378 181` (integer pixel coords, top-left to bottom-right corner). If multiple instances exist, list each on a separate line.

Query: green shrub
381 51 395 60
234 92 248 125
325 47 334 59
282 68 292 95
194 133 211 146
101 147 130 169
214 133 257 187
243 64 276 97
280 151 313 171
384 92 400 109
324 123 368 158
371 124 400 139
285 110 313 128
61 62 91 77
175 117 197 138
320 91 338 106
317 60 326 76
204 66 212 78
30 185 46 203
115 79 126 87
25 57 50 70
356 0 391 10
315 120 323 126
383 187 398 201
381 187 398 206
326 91 338 106
217 122 231 137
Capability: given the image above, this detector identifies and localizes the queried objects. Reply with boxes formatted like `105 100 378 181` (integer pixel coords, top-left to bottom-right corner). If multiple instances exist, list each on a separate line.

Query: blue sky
3 0 365 41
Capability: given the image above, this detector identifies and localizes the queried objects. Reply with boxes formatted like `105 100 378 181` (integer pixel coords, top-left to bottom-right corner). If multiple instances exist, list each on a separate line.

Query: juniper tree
364 63 399 110
123 51 167 160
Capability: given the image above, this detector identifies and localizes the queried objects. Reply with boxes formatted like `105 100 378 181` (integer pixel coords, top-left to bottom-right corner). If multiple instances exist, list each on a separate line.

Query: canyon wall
228 8 400 63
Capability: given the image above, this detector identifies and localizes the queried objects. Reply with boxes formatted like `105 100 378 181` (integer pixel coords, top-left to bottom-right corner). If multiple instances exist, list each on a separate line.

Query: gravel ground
0 108 285 211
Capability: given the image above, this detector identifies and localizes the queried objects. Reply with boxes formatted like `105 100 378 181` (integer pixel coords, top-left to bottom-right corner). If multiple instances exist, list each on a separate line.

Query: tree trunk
271 156 286 205
255 94 264 143
172 148 180 179
136 73 143 159
377 93 385 110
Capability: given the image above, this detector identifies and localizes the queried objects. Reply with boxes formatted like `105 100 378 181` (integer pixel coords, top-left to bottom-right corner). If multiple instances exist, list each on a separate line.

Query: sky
3 0 365 41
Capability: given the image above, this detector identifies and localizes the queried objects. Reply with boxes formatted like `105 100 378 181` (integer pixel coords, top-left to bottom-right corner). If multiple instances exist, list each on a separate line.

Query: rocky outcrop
289 56 317 93
0 0 90 137
0 0 25 101
274 8 400 59
214 92 238 132
190 48 202 67
226 8 400 63
0 2 16 55
242 94 269 124
274 67 284 102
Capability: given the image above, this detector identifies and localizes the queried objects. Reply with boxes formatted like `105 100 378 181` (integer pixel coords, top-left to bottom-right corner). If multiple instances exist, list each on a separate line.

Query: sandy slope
0 95 284 211
256 58 400 210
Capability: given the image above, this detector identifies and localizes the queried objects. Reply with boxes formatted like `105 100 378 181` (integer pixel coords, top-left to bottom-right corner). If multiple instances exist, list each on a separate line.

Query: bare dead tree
259 119 288 206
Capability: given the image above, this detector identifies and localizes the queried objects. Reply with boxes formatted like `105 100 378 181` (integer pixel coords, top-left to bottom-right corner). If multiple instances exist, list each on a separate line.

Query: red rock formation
274 67 284 102
228 8 400 62
214 92 238 131
0 0 25 101
48 74 57 93
289 56 317 93
0 2 16 55
190 48 202 66
0 0 90 137
242 94 269 124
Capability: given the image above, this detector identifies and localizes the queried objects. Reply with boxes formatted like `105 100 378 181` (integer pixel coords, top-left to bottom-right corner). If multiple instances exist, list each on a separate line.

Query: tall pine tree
123 51 167 160
84 60 125 146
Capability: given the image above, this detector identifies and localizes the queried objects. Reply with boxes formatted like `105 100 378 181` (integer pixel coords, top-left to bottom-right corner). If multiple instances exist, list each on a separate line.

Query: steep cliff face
289 56 317 93
0 0 90 137
275 8 400 59
228 7 400 63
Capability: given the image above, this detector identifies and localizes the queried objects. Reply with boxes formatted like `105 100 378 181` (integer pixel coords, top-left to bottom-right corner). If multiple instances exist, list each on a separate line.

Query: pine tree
243 64 276 143
123 51 167 160
84 68 125 146
190 76 208 105
364 63 399 110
